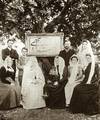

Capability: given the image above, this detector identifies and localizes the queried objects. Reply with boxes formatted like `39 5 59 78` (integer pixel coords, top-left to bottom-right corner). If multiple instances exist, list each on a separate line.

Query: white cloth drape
21 56 46 109
78 40 94 69
78 40 95 84
54 56 65 79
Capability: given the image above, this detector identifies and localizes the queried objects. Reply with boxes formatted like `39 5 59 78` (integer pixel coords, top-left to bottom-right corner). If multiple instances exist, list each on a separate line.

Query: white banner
25 33 64 57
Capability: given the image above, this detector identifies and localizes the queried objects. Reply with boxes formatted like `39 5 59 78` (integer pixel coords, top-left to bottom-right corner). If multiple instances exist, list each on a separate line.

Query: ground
0 108 100 120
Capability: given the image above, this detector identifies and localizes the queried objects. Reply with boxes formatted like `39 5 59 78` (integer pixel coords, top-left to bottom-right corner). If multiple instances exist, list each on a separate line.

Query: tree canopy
0 0 100 45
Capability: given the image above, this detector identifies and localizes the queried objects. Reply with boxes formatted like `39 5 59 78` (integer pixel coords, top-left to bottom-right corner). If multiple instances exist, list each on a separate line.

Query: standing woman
78 40 94 70
21 56 46 109
65 55 83 107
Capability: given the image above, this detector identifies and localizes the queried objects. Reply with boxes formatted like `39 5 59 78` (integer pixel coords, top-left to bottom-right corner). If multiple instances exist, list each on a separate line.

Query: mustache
64 46 70 48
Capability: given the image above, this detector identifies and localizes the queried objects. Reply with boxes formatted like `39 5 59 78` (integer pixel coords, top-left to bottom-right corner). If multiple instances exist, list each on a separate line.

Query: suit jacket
17 56 29 76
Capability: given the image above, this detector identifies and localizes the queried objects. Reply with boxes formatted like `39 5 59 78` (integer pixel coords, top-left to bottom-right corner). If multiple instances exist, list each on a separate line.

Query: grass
0 108 100 120
0 79 99 120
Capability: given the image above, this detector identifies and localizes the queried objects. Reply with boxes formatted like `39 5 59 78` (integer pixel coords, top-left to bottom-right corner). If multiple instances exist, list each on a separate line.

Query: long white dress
65 56 83 106
21 56 46 109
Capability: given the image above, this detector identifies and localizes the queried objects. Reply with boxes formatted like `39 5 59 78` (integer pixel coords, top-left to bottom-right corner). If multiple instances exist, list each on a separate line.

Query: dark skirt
69 84 99 115
0 82 21 110
44 82 66 109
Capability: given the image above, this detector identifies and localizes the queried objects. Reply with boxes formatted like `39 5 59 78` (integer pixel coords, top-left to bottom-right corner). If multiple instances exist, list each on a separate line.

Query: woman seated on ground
44 56 68 109
69 54 100 115
0 64 21 110
65 55 83 108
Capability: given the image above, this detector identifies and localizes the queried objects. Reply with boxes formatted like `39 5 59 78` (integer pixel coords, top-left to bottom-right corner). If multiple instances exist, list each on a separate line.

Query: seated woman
65 55 83 107
44 56 68 109
69 54 100 115
78 40 94 70
0 66 21 110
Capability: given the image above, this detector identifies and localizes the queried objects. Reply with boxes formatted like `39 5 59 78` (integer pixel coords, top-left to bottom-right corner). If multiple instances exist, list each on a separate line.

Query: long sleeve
95 64 100 80
10 49 19 59
76 67 84 81
81 63 91 84
91 64 100 84
1 78 11 84
17 56 26 70
17 59 24 70
59 66 68 85
2 49 8 60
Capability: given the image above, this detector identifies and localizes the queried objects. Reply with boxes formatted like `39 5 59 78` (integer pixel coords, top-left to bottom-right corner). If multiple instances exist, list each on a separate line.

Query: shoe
19 104 23 108
47 108 51 110
86 111 98 115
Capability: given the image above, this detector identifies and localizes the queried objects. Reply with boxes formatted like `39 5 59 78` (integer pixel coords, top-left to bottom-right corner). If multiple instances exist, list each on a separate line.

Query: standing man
17 47 28 86
59 38 75 67
2 39 19 80
59 37 76 108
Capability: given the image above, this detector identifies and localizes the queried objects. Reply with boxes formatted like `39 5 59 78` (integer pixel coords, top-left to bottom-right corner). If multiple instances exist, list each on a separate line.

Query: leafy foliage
0 0 100 44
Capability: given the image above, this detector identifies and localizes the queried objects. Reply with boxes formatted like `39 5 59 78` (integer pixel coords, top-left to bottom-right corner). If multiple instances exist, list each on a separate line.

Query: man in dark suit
2 39 19 80
59 38 75 67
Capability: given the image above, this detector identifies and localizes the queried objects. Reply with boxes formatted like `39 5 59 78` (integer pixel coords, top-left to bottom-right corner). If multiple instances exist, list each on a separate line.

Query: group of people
43 38 100 115
0 36 100 116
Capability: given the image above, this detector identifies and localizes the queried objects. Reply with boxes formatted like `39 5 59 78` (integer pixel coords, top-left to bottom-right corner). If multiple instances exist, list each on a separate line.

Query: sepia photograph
0 0 100 120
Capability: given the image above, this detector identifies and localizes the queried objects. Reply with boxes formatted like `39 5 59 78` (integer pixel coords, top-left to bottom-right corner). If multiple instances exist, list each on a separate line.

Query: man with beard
59 38 75 67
